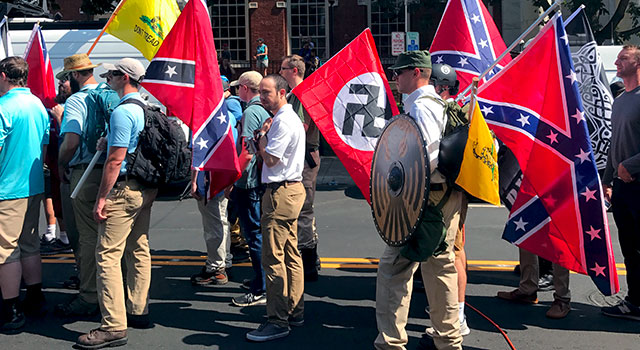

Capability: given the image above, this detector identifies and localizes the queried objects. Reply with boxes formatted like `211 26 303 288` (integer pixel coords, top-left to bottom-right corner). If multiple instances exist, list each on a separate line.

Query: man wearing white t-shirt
246 74 306 342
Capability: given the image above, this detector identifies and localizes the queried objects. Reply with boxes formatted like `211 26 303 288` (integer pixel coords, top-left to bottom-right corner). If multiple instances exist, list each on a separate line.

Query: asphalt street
1 183 639 349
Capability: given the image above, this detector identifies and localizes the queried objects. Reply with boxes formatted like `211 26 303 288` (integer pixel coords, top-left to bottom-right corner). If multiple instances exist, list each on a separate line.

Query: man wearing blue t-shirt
77 58 156 350
0 57 50 331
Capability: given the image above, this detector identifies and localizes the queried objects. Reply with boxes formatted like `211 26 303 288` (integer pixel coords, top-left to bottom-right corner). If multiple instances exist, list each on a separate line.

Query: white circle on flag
332 72 390 152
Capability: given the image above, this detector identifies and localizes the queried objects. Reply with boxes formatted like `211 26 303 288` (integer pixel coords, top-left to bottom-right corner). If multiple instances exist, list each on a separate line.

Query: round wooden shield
370 114 430 246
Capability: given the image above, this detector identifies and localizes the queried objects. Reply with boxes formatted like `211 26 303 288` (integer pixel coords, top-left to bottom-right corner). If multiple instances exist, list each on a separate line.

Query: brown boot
546 300 571 319
76 328 127 349
496 289 538 304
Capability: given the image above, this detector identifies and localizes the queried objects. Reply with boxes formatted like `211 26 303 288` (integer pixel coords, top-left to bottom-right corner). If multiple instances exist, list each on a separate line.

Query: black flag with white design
564 7 613 170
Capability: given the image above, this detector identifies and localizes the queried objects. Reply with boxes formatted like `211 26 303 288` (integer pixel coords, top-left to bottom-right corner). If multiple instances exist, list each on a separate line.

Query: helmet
430 64 460 95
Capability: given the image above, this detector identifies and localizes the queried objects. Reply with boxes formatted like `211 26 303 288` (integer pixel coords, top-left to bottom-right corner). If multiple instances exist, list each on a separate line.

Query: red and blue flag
477 13 619 295
142 0 240 198
24 23 56 109
430 0 512 93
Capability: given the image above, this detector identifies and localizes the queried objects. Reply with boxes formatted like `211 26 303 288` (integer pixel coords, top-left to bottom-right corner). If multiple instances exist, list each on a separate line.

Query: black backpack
121 99 192 188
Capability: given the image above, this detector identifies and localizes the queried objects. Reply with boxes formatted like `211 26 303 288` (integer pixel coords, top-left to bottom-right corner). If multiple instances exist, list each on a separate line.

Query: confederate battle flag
477 13 619 295
142 0 240 198
292 29 399 203
430 0 512 93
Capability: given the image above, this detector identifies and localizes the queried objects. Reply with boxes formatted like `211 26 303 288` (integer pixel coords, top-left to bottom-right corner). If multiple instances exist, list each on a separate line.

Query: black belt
265 181 300 190
430 183 444 192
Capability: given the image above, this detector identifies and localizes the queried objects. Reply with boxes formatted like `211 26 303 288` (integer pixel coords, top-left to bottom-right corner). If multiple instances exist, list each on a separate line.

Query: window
288 0 328 58
370 0 405 60
211 0 248 61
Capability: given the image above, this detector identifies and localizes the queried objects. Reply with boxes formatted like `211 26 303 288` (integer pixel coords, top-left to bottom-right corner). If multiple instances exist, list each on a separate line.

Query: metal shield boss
370 114 430 246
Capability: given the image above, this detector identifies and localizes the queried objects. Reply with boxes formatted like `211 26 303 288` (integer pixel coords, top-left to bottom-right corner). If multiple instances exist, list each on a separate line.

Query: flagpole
86 0 128 56
468 78 479 122
564 4 586 26
455 0 563 102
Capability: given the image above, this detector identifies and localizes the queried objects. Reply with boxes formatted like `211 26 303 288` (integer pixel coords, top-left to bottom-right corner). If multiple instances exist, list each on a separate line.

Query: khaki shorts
0 194 43 264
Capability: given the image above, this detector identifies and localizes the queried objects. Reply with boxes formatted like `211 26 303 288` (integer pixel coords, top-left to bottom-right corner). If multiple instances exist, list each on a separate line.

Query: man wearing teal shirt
77 58 156 350
0 57 50 331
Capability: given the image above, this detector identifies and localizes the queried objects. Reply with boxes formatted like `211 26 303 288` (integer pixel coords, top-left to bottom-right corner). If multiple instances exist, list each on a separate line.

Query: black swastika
342 83 393 138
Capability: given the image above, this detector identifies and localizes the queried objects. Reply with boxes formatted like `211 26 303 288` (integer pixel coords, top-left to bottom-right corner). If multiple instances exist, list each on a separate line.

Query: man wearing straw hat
374 50 463 350
56 53 105 318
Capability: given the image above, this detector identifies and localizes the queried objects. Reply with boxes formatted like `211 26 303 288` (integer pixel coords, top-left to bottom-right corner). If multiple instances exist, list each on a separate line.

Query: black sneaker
190 267 228 286
538 273 554 292
23 293 47 317
232 292 266 307
40 238 72 256
602 299 640 321
246 322 290 342
288 315 304 327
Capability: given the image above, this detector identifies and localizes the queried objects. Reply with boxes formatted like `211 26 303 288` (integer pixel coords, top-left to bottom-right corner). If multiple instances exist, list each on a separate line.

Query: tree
533 0 639 44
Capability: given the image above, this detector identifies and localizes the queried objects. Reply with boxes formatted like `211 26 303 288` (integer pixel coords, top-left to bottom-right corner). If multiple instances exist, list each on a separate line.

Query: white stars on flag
585 226 602 241
458 57 469 68
590 262 606 277
516 113 530 127
565 70 577 84
165 65 177 78
546 130 559 144
478 38 488 49
480 105 493 115
571 109 584 124
471 13 481 24
435 55 444 64
196 137 209 150
575 148 590 164
217 112 227 124
580 187 597 202
514 217 528 231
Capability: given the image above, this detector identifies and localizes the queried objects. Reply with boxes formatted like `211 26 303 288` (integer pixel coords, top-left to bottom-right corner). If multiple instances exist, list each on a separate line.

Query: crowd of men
0 43 639 350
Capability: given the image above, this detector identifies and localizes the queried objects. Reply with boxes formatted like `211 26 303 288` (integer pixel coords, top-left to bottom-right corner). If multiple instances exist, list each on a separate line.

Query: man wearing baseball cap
76 58 157 350
374 50 463 350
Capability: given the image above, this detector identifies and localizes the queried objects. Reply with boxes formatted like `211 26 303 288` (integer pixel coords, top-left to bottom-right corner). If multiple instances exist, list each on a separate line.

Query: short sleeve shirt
0 88 50 200
236 96 271 189
261 104 306 183
107 92 145 175
60 83 99 166
257 44 268 61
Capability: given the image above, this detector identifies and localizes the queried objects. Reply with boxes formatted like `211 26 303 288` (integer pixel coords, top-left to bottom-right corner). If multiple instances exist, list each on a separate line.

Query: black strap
435 184 453 212
121 98 146 109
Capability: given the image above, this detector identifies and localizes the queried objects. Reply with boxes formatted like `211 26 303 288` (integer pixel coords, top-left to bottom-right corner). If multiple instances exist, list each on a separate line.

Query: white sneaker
425 319 470 338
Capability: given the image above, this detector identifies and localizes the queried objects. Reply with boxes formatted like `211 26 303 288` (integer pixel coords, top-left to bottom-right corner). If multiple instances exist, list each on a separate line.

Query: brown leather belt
265 180 300 190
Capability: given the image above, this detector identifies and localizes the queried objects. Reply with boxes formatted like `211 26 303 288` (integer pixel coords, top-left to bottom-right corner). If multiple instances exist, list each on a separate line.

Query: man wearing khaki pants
246 74 306 342
76 58 156 350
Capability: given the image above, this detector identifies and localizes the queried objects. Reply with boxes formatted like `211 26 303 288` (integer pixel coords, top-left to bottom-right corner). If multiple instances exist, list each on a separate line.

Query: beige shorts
454 194 469 256
0 194 43 264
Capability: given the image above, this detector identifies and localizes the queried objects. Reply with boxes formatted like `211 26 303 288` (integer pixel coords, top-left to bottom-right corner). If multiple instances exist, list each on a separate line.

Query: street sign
391 32 405 56
406 32 419 51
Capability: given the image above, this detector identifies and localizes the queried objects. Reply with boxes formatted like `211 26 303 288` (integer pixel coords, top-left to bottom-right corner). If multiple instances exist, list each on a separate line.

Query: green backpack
81 83 121 158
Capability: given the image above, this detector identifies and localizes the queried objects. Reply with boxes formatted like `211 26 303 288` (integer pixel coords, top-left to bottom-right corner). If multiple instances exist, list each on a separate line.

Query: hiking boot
546 300 570 319
538 273 554 292
1 302 25 332
425 318 470 338
231 250 251 263
62 275 80 290
496 289 538 304
127 313 152 329
55 296 99 317
246 322 290 342
232 292 266 307
602 299 640 321
76 328 127 349
190 267 228 286
40 238 72 256
288 314 304 327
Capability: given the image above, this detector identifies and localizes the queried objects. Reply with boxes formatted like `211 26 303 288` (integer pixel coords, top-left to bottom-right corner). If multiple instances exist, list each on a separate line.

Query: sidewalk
317 156 354 186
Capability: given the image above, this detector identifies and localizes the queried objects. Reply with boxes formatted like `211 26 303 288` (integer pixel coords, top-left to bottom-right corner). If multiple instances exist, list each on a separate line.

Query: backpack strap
434 184 453 212
121 98 146 110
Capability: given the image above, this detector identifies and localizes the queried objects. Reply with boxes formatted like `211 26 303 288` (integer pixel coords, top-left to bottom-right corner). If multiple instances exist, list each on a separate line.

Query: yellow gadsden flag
104 0 180 60
455 100 500 206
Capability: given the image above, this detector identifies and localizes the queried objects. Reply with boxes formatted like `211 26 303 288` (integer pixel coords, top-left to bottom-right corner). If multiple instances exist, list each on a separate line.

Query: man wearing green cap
374 50 463 350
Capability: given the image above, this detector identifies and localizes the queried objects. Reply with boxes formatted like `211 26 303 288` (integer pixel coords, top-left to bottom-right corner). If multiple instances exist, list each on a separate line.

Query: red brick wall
249 0 287 73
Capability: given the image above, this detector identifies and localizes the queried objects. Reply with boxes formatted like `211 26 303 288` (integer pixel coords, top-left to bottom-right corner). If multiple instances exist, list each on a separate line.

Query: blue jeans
232 186 265 294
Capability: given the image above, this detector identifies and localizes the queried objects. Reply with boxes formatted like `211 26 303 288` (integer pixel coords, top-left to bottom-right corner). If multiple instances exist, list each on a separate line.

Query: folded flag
0 16 13 60
24 23 56 109
455 100 500 205
477 13 619 295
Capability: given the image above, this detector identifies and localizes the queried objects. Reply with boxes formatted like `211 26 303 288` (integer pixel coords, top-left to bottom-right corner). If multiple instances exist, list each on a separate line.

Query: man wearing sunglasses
375 50 463 350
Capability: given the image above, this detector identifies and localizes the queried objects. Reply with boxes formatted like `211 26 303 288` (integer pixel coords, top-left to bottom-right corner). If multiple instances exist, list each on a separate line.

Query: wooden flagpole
86 0 128 56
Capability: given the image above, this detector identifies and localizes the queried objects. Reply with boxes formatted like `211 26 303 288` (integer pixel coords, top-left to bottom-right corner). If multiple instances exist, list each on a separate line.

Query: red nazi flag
292 29 399 203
